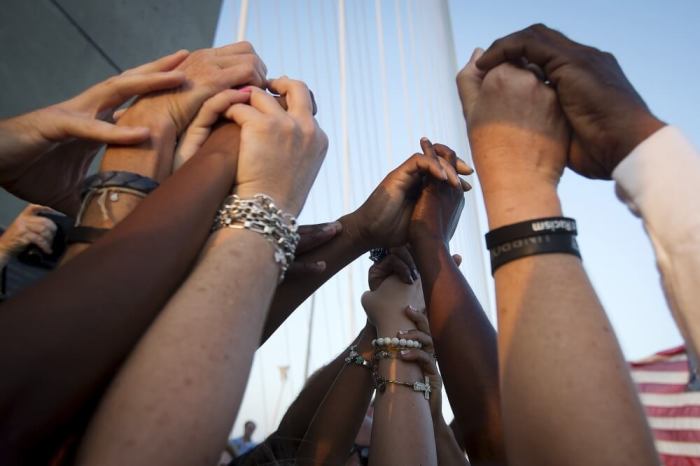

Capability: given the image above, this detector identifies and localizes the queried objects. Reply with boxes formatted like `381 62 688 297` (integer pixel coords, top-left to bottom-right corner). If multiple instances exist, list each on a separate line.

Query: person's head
243 421 256 438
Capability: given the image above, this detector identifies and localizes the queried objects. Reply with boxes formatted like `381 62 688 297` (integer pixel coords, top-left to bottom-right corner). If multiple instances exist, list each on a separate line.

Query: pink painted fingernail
239 86 253 93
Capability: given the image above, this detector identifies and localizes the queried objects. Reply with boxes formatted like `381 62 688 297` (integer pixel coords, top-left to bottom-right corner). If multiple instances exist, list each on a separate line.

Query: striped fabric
631 346 700 465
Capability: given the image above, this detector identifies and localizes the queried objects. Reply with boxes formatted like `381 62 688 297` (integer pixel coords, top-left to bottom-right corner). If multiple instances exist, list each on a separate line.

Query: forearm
434 416 470 466
413 240 504 464
613 126 700 364
485 186 657 466
77 228 279 466
0 129 239 464
0 114 46 182
99 100 176 181
262 212 370 342
61 105 177 263
273 330 365 446
371 320 437 466
273 356 348 445
296 327 375 466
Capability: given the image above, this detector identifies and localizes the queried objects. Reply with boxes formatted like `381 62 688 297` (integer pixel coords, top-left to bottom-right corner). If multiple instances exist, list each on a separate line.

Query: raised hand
361 256 426 333
0 50 190 214
475 24 665 179
409 139 469 247
457 49 569 227
367 246 418 289
285 221 343 275
350 142 472 249
172 89 254 170
226 77 327 215
150 41 267 135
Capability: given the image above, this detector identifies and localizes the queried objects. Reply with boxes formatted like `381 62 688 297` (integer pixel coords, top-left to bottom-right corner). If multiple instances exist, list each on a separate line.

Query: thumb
456 48 485 119
24 204 57 216
60 115 151 145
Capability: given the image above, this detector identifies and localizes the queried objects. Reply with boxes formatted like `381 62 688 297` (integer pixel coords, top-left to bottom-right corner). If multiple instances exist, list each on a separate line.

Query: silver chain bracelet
213 194 300 281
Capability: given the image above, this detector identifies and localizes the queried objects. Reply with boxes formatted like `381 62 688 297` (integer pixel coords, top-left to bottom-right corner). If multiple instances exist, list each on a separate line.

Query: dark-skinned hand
474 23 665 179
409 138 470 247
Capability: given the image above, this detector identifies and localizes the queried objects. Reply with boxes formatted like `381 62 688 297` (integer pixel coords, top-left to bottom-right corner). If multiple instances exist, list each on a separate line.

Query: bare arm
296 323 375 465
397 301 470 466
262 213 369 343
59 103 178 262
77 226 280 466
435 417 470 466
457 51 657 465
409 140 504 465
0 124 241 464
262 138 470 345
76 79 328 466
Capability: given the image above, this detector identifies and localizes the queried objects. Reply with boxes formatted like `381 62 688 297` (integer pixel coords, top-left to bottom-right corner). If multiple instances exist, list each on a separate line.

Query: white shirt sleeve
613 126 700 361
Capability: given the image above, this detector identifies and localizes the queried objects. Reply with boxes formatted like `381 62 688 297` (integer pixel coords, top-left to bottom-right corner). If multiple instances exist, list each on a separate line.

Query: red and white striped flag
631 346 700 465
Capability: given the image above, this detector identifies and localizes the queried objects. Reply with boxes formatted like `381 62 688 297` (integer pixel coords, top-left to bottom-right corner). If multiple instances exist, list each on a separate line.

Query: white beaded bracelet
371 337 422 349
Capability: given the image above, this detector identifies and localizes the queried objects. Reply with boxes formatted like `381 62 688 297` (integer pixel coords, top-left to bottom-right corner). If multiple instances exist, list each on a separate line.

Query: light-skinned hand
475 24 665 179
226 77 328 216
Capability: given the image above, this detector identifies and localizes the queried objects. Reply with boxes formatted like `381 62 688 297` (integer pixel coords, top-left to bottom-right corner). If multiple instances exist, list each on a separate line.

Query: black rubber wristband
81 171 159 200
490 233 581 274
485 217 577 250
66 226 109 245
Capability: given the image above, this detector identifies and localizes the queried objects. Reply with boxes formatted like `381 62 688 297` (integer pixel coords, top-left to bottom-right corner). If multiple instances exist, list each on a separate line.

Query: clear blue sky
216 0 700 439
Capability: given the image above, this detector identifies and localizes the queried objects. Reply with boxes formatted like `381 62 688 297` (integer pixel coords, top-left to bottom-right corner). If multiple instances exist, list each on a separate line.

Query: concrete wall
0 0 223 225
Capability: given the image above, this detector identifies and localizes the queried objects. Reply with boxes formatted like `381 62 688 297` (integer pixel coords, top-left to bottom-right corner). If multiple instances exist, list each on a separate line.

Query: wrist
357 324 377 360
100 114 176 181
613 113 665 171
377 319 416 338
482 185 562 230
232 186 301 217
411 231 448 253
341 211 373 253
118 103 177 138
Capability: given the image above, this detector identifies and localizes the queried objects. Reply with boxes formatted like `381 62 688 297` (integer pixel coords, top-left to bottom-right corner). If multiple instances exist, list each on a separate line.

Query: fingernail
314 261 327 271
411 268 419 280
407 305 416 312
420 136 429 143
397 330 408 335
400 350 409 356
239 86 253 93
